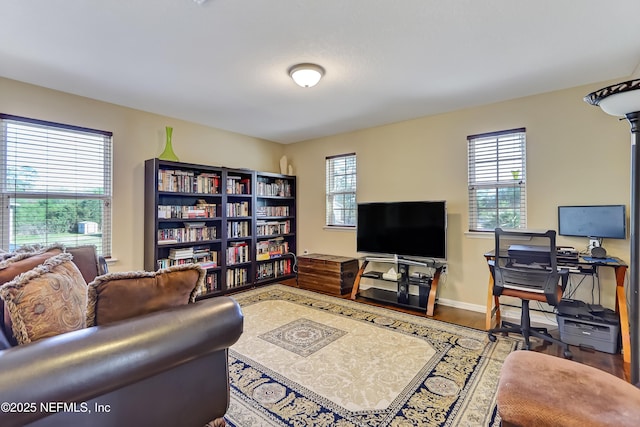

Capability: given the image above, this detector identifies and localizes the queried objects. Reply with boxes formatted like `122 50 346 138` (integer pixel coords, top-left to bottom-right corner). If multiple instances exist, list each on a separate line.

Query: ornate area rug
225 285 522 426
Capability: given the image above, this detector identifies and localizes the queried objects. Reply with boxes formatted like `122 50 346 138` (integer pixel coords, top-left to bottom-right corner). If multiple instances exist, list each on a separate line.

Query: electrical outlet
441 264 448 275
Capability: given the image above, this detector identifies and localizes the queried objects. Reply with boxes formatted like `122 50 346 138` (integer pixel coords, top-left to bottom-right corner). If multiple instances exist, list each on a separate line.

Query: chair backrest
493 228 566 306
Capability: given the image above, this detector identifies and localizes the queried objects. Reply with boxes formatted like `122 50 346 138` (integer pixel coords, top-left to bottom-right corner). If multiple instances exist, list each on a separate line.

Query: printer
507 244 551 264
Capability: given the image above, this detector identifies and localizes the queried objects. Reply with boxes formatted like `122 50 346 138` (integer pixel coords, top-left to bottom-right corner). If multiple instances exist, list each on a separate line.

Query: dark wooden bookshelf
144 158 297 299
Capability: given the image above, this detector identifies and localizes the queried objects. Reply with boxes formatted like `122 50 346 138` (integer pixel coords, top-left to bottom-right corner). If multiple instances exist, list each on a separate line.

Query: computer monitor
558 205 626 256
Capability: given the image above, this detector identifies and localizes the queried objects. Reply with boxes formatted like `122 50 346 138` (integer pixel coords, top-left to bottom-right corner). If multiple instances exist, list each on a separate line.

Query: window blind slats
0 115 112 256
468 129 526 232
326 153 357 227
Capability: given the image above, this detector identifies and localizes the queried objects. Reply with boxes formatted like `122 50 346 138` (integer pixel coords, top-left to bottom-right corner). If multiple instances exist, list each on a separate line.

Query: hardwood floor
278 278 629 382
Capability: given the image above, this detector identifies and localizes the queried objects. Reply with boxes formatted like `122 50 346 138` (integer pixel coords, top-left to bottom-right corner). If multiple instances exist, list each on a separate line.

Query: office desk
483 251 630 364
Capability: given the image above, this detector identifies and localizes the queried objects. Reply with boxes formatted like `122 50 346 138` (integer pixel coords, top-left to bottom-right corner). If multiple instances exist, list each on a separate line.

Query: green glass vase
159 126 179 161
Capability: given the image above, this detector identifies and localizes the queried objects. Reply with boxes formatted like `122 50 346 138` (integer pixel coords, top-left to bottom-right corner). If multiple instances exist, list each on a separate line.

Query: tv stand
350 256 445 316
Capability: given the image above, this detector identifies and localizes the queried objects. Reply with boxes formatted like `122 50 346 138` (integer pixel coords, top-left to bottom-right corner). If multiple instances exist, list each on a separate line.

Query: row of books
227 242 250 265
158 202 218 219
256 259 293 280
169 247 194 259
256 179 292 197
193 246 218 269
226 176 251 195
194 274 219 297
226 267 248 288
227 220 250 238
226 201 250 217
256 238 289 260
256 220 291 237
156 257 218 269
256 205 290 217
158 244 219 270
157 226 217 244
158 169 221 194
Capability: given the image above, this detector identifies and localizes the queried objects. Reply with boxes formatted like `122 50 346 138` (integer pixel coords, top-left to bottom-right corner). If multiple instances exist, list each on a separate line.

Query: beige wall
283 80 632 311
1 76 633 311
0 77 285 272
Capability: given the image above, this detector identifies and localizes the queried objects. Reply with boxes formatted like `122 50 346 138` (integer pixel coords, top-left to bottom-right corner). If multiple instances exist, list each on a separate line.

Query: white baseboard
436 297 558 327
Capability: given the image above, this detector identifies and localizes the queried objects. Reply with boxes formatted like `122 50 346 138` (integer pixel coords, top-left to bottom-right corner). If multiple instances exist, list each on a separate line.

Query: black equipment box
507 245 551 264
556 299 620 354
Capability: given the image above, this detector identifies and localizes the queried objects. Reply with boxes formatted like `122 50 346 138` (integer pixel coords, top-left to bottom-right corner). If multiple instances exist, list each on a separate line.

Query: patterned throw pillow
0 252 88 345
0 244 65 346
86 264 205 327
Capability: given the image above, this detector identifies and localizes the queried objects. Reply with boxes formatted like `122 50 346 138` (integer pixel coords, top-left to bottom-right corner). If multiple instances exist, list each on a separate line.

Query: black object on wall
585 80 640 386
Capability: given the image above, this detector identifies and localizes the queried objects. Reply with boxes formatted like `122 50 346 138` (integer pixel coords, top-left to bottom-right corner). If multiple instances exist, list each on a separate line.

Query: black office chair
487 228 572 359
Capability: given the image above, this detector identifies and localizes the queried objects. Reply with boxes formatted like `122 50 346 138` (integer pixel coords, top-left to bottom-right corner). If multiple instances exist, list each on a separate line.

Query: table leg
614 265 631 365
485 261 500 330
425 268 441 317
350 260 368 300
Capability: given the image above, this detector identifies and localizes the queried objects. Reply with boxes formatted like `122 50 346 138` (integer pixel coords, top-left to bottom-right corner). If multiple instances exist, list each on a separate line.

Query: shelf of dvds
144 159 296 299
255 172 296 284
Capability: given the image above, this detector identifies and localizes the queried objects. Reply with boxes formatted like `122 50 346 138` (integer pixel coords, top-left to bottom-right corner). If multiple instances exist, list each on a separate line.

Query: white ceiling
2 0 640 144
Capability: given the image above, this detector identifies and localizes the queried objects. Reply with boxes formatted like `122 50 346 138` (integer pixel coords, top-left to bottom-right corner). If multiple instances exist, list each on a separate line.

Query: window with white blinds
467 128 526 232
326 153 357 227
0 114 112 256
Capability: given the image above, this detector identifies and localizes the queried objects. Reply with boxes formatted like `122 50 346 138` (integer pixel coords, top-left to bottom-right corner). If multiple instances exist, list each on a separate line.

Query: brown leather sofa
0 296 244 427
0 246 244 426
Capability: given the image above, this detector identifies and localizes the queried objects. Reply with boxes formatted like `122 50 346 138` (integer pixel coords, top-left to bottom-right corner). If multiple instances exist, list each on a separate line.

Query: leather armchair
0 296 244 427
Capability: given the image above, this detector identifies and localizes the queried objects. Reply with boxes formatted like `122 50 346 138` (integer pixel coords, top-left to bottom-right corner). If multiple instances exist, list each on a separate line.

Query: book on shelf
256 258 292 280
169 247 194 259
158 169 221 194
226 176 251 195
158 226 218 243
184 221 206 229
158 239 178 245
226 267 248 288
157 203 217 219
227 241 250 264
256 178 292 197
198 261 217 269
256 220 291 236
227 220 250 238
256 205 290 217
256 237 289 260
226 201 250 217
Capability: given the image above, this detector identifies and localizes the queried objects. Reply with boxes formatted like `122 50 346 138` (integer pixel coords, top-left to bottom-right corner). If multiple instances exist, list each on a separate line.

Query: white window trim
326 153 357 228
467 128 527 232
0 114 113 256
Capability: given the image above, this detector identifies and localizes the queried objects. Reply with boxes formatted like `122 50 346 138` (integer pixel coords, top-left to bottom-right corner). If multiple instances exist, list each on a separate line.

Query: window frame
0 114 113 256
467 128 527 232
325 153 357 228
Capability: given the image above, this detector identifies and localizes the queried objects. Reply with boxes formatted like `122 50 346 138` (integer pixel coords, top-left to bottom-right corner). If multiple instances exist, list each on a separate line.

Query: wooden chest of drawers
298 253 359 295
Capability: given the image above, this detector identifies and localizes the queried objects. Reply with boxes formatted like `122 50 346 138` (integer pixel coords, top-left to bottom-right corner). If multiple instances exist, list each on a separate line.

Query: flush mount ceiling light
288 63 325 88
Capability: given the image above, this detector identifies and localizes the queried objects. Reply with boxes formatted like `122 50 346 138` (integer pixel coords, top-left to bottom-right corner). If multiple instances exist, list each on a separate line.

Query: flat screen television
558 205 626 239
356 201 447 260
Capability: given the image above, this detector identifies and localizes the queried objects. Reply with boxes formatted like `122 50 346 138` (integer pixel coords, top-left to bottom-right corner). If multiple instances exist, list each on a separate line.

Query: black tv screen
558 205 626 239
356 201 447 259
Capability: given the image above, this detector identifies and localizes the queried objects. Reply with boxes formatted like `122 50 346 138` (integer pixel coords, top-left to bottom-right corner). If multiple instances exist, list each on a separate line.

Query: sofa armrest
0 296 243 427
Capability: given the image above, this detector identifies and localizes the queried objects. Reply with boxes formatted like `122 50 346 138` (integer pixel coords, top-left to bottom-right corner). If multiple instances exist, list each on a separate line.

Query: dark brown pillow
86 264 205 326
0 244 65 284
0 252 88 345
0 244 65 345
66 245 101 284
